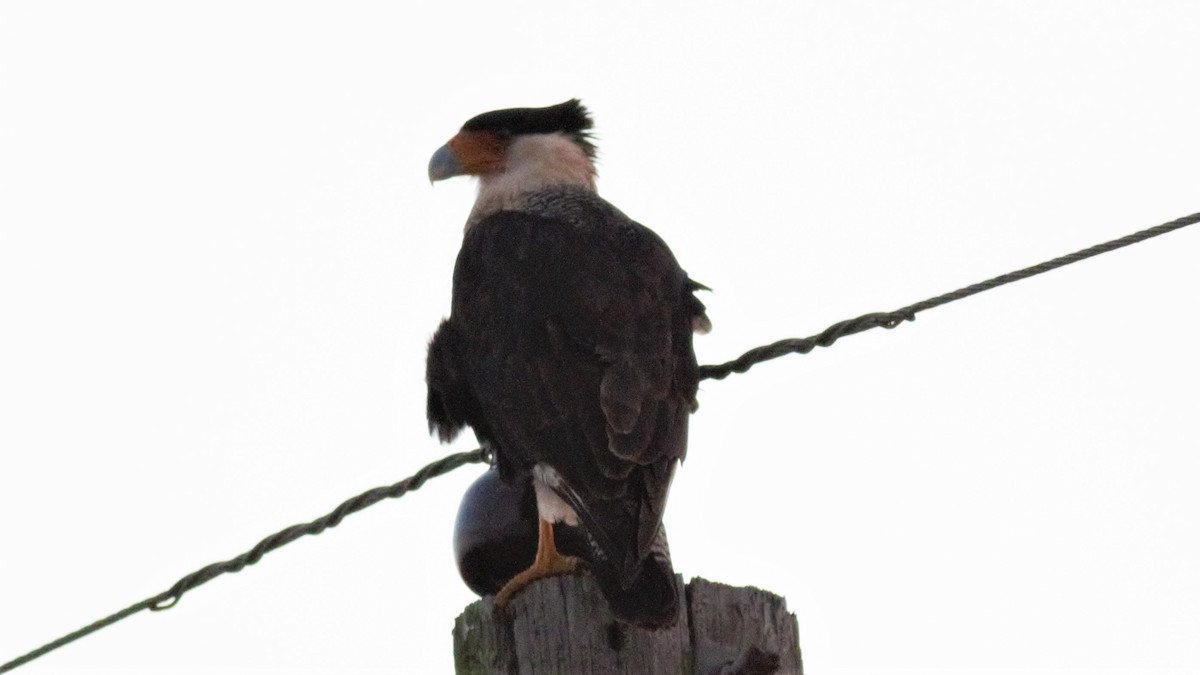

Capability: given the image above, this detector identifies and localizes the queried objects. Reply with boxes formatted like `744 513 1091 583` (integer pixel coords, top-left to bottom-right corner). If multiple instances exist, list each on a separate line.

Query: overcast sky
2 2 1198 674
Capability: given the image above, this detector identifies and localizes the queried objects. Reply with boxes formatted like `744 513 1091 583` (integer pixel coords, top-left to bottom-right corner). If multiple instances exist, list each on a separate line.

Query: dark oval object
453 467 539 596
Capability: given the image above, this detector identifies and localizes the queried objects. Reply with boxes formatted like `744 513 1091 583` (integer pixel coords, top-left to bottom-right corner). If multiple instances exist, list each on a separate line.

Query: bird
425 99 709 628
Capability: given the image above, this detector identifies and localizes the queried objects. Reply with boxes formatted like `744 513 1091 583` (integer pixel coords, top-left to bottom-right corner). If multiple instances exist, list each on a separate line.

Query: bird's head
429 100 598 226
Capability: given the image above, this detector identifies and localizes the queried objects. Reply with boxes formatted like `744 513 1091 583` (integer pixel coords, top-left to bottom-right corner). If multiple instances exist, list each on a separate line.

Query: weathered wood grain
453 574 800 674
688 577 802 675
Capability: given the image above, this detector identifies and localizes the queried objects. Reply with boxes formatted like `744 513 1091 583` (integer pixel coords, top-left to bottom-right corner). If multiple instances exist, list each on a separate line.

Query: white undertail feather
467 133 597 229
532 463 581 526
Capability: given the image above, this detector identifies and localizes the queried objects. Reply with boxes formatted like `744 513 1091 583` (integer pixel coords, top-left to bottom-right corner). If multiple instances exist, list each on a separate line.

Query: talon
494 518 578 608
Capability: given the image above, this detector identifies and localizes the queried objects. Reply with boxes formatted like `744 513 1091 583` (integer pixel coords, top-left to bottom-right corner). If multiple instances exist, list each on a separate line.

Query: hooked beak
428 143 463 184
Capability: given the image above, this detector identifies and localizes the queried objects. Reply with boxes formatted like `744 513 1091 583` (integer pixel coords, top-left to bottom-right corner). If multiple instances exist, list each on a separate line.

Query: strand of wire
0 449 487 674
699 211 1200 380
2 211 1196 673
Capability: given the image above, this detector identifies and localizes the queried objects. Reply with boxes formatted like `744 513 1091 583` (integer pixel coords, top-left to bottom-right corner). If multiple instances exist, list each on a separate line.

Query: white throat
467 133 596 230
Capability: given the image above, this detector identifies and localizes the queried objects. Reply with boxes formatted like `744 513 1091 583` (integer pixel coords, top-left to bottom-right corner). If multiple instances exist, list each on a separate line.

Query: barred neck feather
467 133 597 230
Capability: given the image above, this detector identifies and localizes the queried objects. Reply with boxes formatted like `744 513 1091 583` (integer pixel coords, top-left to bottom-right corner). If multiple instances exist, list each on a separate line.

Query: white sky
2 2 1198 674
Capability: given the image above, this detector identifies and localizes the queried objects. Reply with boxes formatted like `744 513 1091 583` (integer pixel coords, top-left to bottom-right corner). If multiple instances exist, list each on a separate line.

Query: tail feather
584 526 680 629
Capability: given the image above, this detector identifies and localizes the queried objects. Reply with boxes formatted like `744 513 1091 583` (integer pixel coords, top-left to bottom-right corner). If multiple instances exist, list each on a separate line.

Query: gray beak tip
428 143 462 183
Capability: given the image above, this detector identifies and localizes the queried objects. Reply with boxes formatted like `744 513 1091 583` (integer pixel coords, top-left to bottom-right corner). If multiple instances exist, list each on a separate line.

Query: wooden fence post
453 575 801 675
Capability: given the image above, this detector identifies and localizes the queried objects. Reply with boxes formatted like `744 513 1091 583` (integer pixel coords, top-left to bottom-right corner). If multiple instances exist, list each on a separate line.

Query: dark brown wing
427 207 704 585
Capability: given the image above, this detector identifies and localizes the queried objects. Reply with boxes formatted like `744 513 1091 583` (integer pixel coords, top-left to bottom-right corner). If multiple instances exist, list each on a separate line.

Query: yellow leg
493 518 579 608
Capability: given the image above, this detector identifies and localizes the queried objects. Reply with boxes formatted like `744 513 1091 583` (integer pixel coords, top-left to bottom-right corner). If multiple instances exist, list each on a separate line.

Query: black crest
462 99 595 157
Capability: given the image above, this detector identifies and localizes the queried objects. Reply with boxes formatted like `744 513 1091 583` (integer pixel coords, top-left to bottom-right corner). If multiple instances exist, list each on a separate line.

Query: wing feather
426 200 706 585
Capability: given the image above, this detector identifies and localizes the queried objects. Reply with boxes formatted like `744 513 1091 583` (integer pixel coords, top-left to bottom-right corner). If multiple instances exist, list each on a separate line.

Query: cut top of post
453 574 802 675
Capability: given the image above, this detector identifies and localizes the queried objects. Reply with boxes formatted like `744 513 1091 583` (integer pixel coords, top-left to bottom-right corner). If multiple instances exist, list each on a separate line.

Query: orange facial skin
447 130 506 176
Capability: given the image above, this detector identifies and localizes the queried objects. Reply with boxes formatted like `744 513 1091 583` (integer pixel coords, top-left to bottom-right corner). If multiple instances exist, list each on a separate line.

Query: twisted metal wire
699 211 1200 380
2 211 1196 673
0 449 487 673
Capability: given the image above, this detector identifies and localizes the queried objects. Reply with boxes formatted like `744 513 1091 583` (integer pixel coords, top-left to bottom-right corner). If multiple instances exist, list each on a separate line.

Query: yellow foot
494 518 579 608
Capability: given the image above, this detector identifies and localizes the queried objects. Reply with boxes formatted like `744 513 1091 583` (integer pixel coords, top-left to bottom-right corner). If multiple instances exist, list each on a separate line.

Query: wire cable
699 211 1199 380
2 211 1196 673
0 449 487 673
